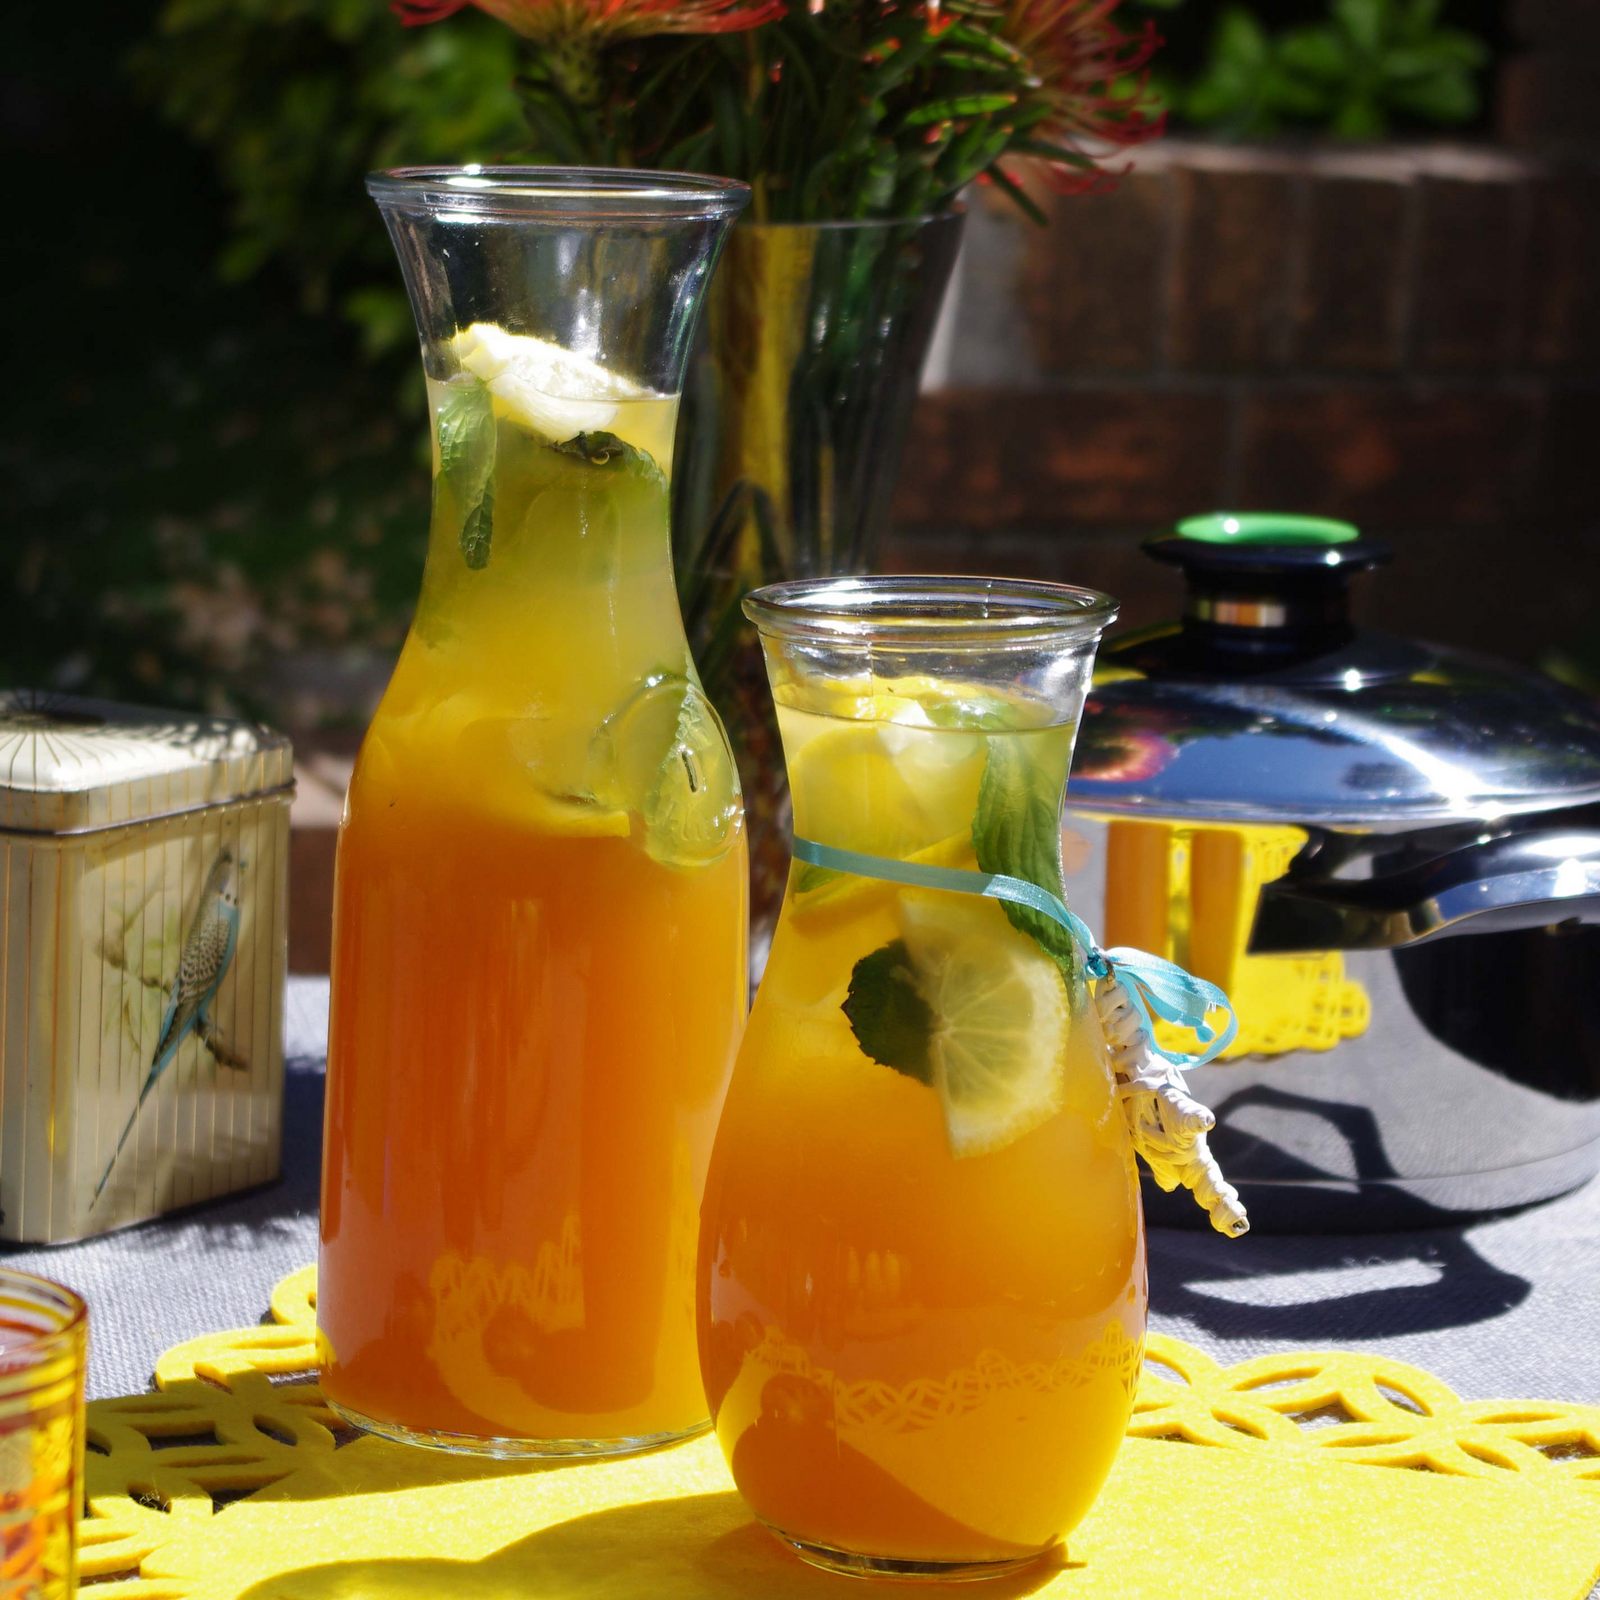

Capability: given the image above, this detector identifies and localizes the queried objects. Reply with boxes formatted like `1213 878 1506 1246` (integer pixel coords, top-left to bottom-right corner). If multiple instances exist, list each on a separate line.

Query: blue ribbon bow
791 836 1239 1071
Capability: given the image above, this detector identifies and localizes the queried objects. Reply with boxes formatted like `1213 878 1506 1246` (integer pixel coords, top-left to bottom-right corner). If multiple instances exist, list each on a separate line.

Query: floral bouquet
396 0 1165 220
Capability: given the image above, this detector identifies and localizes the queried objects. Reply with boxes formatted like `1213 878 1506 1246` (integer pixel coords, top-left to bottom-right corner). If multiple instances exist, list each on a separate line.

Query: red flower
396 0 783 41
999 0 1164 194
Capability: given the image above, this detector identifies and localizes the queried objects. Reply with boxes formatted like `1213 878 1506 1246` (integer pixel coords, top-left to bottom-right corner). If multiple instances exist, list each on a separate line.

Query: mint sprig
436 377 496 570
552 430 666 489
842 939 934 1084
971 737 1077 983
841 730 1077 1075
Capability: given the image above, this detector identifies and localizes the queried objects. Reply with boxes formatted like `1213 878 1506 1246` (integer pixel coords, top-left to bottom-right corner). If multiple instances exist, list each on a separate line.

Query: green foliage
1179 0 1488 138
133 0 528 357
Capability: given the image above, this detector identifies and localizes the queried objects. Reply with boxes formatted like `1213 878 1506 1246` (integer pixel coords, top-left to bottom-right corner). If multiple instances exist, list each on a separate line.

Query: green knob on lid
1176 513 1360 547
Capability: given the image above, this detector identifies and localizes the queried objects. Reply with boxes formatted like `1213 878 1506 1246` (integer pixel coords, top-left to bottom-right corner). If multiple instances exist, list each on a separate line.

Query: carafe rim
366 165 750 221
744 574 1120 647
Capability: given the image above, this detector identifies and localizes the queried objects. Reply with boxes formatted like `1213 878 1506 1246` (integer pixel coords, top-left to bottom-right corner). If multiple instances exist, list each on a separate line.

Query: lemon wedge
451 322 646 441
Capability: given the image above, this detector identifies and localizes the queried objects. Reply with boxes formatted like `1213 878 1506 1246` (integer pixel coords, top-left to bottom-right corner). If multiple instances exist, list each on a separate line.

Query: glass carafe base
328 1398 709 1460
770 1524 1059 1583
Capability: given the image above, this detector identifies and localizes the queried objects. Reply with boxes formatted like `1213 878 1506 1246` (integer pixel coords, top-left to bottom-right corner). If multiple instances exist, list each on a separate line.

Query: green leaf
987 164 1047 225
551 430 666 488
972 737 1076 982
436 376 496 570
1182 4 1283 134
1334 0 1386 53
941 23 1025 63
1264 60 1337 118
869 31 938 94
1213 4 1272 70
459 487 494 570
933 50 1013 78
902 92 1016 128
1387 70 1478 123
842 939 935 1083
1278 27 1352 85
1331 93 1387 137
1422 32 1490 70
1010 138 1096 170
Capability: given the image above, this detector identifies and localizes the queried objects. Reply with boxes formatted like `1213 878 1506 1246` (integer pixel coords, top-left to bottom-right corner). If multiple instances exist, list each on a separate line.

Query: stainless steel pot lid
1069 513 1600 826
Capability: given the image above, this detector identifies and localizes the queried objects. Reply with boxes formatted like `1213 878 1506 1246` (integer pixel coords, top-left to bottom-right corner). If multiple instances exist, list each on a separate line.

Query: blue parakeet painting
93 848 244 1206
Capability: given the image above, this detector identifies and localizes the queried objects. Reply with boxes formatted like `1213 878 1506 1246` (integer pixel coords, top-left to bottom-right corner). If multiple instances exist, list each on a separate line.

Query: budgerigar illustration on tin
92 848 248 1206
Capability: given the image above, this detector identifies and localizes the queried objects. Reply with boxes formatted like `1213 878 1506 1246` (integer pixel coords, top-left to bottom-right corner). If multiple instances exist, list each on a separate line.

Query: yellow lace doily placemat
81 1268 1600 1600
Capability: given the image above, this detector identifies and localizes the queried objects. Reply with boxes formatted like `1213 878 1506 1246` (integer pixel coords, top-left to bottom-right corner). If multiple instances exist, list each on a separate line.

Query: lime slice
451 322 647 441
899 897 1070 1157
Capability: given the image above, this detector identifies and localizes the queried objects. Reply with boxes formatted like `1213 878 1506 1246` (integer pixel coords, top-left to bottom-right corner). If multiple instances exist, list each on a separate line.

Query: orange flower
396 0 783 41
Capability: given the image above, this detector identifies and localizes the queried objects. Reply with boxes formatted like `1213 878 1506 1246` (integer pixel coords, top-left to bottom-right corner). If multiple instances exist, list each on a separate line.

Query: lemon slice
899 897 1070 1157
523 790 631 839
784 675 1033 732
787 717 984 861
451 322 647 441
790 831 972 932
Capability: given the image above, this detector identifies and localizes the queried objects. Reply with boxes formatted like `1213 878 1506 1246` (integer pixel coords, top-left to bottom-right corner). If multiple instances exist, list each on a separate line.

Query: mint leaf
437 377 496 570
924 695 1017 732
459 484 494 570
842 939 935 1083
552 430 665 488
972 738 1077 982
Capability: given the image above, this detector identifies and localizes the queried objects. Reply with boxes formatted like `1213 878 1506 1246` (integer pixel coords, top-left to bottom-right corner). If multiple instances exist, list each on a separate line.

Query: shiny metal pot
1062 515 1600 1230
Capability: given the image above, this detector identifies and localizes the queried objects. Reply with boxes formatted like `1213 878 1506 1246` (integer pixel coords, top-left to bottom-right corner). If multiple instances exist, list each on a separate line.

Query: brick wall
891 140 1600 664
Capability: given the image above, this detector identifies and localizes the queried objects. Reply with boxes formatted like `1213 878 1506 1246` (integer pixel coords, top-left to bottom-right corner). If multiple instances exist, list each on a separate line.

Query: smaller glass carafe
698 576 1142 1578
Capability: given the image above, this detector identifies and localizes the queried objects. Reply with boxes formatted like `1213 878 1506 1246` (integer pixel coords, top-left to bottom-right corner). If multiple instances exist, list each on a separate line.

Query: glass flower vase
672 214 965 973
698 576 1142 1577
319 169 750 1458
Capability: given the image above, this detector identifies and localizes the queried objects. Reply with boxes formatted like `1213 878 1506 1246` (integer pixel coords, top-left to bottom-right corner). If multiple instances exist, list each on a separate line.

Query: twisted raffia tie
792 837 1250 1237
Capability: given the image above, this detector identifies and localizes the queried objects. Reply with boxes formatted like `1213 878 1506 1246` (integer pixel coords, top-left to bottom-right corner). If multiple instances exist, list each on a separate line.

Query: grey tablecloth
5 978 1598 1409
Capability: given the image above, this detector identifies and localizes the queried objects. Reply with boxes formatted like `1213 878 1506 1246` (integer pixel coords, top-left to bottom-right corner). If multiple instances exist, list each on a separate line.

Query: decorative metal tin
0 691 292 1243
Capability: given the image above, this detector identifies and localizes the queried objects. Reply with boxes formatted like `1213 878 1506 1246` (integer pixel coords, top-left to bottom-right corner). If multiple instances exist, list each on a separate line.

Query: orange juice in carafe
319 169 750 1456
699 578 1142 1578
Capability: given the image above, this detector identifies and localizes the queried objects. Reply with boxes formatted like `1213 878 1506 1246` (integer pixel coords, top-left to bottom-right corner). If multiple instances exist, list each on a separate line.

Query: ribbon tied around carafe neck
791 836 1250 1236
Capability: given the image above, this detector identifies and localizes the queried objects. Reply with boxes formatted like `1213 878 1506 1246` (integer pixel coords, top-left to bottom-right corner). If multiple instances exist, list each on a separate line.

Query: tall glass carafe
321 169 750 1457
699 576 1140 1576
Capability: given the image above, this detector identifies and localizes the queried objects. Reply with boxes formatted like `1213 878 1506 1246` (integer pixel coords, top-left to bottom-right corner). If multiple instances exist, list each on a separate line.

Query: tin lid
0 691 293 835
1069 516 1600 827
